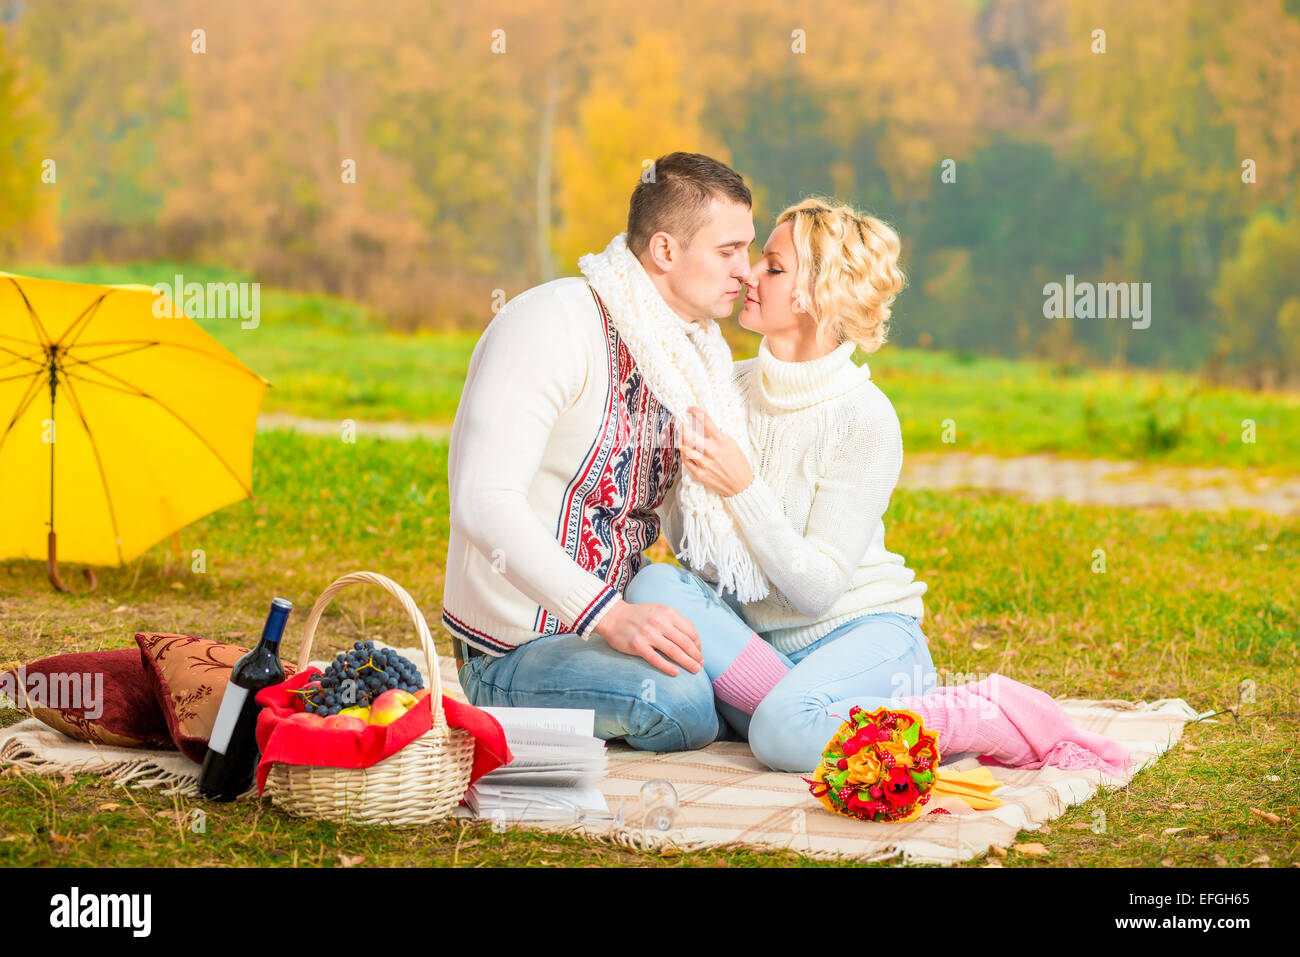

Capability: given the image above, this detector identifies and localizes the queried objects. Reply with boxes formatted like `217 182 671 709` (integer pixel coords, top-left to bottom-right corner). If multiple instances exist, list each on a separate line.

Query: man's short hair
626 152 752 259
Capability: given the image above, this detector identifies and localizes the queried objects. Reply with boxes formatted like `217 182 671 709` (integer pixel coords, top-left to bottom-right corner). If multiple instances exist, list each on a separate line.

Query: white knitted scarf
578 233 771 603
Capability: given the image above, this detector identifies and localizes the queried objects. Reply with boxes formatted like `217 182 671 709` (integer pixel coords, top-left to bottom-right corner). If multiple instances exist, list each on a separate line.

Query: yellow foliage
0 26 57 257
1047 0 1300 215
551 31 732 273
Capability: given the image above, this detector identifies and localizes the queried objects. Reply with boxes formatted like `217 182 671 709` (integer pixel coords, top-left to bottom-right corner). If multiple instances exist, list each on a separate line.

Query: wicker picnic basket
264 571 476 825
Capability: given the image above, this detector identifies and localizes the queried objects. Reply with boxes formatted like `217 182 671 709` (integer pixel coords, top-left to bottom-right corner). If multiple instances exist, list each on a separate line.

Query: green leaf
901 718 921 748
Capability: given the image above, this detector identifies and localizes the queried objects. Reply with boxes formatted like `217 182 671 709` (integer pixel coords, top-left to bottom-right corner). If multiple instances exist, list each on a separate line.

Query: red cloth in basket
253 669 512 796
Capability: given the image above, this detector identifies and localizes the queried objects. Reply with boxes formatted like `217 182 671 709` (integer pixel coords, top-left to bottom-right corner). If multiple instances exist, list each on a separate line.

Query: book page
480 706 595 737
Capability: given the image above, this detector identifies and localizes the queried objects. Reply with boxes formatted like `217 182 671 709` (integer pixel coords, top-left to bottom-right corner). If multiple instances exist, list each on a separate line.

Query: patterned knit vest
532 285 681 636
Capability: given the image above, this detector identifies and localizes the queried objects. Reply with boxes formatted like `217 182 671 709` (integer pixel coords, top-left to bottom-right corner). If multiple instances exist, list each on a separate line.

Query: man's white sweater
658 337 927 656
441 277 683 656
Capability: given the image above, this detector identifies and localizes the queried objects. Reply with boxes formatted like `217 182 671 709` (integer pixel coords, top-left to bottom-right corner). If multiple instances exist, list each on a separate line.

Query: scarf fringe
676 498 770 603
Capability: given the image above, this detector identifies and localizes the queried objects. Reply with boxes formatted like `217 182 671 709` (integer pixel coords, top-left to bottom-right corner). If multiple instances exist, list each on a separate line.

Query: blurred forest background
1 0 1297 386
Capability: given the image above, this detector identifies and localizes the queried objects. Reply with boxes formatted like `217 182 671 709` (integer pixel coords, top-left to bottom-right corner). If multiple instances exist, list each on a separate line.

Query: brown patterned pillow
3 648 173 749
135 632 298 762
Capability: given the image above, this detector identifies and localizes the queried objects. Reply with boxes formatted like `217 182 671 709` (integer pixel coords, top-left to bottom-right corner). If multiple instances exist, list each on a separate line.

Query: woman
624 197 1132 775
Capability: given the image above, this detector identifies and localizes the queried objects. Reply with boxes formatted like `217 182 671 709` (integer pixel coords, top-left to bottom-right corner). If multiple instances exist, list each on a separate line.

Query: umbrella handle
47 531 98 594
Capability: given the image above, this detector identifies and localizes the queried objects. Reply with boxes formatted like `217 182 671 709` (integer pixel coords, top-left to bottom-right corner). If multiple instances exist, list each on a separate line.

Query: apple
369 689 418 726
412 688 431 704
338 705 370 722
322 714 368 732
287 712 325 727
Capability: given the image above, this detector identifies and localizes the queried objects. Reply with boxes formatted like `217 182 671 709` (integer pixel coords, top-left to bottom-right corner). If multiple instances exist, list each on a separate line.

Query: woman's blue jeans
622 561 938 772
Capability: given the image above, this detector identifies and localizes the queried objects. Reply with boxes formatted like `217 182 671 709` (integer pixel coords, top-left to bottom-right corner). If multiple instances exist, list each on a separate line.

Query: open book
465 707 610 822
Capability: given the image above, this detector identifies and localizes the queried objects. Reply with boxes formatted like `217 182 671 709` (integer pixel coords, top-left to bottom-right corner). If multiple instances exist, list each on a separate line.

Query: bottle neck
256 597 292 656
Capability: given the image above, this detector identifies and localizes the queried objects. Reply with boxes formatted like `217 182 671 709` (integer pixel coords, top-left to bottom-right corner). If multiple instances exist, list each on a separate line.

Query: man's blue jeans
622 561 938 772
456 621 724 752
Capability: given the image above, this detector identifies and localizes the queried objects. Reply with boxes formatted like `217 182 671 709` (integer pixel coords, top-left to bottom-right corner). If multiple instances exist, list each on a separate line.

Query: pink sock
711 634 789 715
900 679 1037 766
900 674 1132 774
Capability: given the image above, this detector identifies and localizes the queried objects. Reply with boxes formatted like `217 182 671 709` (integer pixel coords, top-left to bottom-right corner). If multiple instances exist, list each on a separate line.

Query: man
441 151 756 750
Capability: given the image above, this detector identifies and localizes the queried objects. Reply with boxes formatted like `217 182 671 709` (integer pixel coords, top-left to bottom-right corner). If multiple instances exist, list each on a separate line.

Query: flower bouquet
804 705 943 823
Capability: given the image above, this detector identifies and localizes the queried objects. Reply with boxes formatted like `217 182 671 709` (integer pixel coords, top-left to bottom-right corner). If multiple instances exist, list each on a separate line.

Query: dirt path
898 451 1300 515
256 411 453 442
257 412 1300 515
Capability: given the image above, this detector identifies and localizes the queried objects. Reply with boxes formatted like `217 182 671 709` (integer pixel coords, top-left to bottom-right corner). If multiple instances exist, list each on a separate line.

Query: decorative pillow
135 632 298 762
2 648 173 749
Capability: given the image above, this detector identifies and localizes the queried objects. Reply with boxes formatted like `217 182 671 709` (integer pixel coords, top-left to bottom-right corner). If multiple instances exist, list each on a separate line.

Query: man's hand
591 598 703 677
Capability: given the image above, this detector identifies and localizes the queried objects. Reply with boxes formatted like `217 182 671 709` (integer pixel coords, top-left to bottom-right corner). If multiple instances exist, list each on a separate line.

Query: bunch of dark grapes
301 640 425 716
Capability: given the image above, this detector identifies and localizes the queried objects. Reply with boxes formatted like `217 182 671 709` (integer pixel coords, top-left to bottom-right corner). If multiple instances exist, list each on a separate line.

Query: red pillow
3 648 173 749
136 632 298 762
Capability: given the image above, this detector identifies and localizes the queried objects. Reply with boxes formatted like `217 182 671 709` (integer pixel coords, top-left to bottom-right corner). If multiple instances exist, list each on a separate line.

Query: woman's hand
678 406 755 497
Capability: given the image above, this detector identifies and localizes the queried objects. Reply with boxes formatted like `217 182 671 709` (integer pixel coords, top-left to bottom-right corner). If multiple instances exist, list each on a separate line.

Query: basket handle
296 571 446 721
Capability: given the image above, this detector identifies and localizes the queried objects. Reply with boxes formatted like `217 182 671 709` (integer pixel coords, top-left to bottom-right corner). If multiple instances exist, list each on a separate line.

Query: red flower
910 732 939 761
833 784 896 820
882 766 919 809
862 724 891 744
845 790 872 812
860 801 888 819
842 723 890 757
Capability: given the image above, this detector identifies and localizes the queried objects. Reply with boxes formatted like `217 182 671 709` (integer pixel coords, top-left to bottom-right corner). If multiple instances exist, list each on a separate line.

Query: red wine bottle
198 597 292 801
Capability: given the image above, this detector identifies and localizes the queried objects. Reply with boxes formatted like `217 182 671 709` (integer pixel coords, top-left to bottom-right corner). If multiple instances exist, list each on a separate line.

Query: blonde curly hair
773 196 906 354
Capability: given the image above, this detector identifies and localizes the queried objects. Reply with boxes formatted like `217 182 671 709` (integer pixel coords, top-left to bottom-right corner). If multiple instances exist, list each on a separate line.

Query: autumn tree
0 23 55 258
550 30 731 273
1212 198 1300 388
11 0 179 259
1039 0 1300 366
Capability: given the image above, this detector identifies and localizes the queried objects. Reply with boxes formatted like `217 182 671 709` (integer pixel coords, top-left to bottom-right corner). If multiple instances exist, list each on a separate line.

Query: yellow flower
881 739 914 769
846 747 883 784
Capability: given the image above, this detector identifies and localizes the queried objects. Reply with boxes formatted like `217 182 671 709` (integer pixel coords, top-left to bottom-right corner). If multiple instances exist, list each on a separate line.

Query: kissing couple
441 151 1131 776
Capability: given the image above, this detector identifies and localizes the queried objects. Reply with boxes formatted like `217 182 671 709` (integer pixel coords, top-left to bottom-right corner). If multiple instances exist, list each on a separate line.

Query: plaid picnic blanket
0 645 1206 864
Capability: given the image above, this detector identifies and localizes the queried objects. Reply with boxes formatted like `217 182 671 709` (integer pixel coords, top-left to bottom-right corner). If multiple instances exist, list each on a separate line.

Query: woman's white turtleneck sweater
706 337 926 655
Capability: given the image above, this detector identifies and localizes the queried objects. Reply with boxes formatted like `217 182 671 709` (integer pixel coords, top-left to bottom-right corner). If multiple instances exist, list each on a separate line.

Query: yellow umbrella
0 272 270 592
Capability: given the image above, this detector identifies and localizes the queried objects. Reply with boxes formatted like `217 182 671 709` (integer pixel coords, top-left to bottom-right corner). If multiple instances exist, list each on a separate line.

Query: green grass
8 261 1299 470
2 430 1296 866
873 348 1298 471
